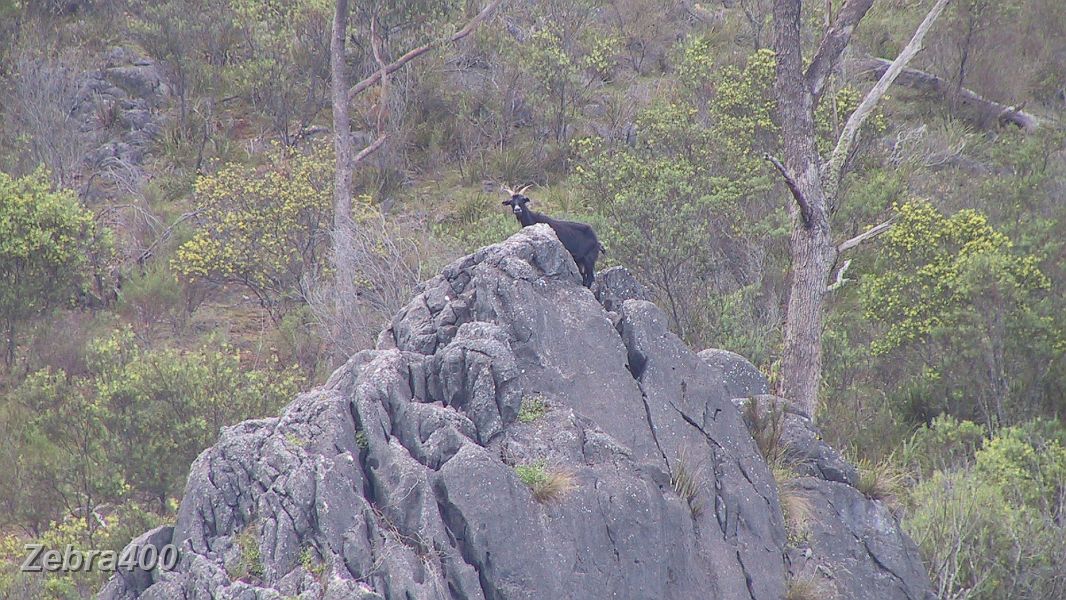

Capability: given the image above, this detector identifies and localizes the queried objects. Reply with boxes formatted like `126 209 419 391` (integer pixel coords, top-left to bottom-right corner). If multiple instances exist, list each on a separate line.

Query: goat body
503 194 604 287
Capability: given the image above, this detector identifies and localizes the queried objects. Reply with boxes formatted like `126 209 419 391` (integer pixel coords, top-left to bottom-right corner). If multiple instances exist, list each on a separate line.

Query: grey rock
96 526 174 599
591 265 650 313
698 348 770 399
787 479 935 600
736 395 858 485
733 395 932 599
69 46 167 201
106 65 166 99
102 226 931 600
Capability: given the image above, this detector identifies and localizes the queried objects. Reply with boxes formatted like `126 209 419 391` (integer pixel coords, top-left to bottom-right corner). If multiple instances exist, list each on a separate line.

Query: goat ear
501 200 510 205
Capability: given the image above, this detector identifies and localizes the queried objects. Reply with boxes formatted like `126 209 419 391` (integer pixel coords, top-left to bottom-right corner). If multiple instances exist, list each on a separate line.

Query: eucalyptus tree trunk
771 0 866 416
330 0 356 315
770 0 950 418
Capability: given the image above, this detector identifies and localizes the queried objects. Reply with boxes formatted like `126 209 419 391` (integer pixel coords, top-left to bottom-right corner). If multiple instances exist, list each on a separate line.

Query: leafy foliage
574 49 779 343
0 328 301 535
860 200 1059 424
0 169 109 366
174 145 333 319
904 419 1066 599
0 501 169 600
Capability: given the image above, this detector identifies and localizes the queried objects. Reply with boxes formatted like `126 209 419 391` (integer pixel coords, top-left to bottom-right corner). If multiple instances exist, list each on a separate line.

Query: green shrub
0 328 302 531
904 420 1066 599
0 501 169 600
228 523 263 582
861 200 1058 426
116 263 188 341
573 50 780 344
518 396 549 423
905 469 1065 599
0 169 111 367
173 144 333 320
901 414 985 475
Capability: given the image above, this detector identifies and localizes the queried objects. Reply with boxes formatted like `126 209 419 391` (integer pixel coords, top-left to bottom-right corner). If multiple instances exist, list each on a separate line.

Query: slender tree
770 0 952 417
329 0 504 340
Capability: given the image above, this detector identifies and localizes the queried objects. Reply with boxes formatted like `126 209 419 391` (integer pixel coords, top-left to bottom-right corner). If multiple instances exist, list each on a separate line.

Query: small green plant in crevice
518 395 550 423
229 523 264 582
284 432 308 448
515 461 576 503
670 450 704 519
355 430 369 450
299 546 326 579
855 457 904 506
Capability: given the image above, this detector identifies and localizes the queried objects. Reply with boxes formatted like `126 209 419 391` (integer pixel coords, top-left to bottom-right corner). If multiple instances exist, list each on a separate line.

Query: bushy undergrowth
0 501 169 600
0 327 301 534
902 416 1066 599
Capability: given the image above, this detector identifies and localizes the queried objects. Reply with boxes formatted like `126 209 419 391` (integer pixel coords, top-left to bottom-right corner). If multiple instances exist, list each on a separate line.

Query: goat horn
516 184 533 195
500 183 515 196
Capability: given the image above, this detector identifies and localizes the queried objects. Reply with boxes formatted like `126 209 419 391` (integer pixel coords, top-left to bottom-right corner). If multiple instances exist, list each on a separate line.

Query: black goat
502 185 605 288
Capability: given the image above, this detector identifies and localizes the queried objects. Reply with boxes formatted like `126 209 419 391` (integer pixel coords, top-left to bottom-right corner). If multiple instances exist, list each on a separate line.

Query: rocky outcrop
698 349 770 400
73 47 167 201
101 225 932 600
737 395 934 599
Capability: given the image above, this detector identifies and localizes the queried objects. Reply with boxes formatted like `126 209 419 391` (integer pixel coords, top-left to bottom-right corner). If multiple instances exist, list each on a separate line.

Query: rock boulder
101 225 932 600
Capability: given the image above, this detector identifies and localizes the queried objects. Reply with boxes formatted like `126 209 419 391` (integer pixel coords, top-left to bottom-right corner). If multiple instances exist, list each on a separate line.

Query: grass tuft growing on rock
515 461 576 503
518 395 549 423
743 396 786 463
770 460 814 543
855 457 904 506
670 450 704 519
786 576 833 600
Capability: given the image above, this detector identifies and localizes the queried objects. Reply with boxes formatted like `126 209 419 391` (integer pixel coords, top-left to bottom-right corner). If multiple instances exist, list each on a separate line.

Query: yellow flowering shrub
174 145 332 319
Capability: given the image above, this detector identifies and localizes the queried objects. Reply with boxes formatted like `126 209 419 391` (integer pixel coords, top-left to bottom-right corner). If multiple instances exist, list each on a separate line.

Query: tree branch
824 0 952 200
826 259 852 291
805 0 876 101
764 153 813 227
348 21 391 171
850 56 1044 131
137 209 203 264
370 18 388 135
353 134 388 167
837 217 895 253
347 0 505 102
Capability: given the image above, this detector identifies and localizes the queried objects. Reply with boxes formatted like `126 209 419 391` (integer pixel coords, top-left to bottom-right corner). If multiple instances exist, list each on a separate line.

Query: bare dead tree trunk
771 0 950 417
851 56 1043 131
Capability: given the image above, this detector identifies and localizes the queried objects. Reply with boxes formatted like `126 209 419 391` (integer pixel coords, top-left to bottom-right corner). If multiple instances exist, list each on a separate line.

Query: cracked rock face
100 225 931 600
736 396 934 600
